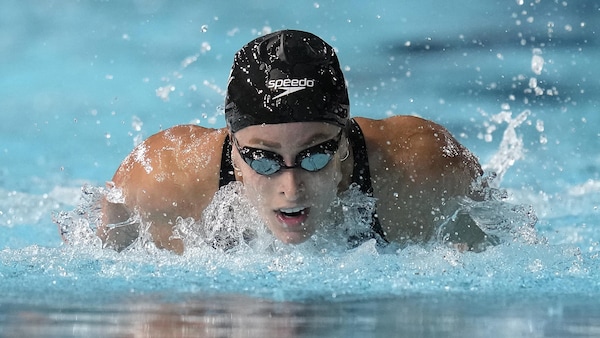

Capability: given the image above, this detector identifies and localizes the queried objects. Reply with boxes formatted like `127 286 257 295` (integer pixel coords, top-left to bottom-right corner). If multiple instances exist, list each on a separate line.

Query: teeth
280 207 305 213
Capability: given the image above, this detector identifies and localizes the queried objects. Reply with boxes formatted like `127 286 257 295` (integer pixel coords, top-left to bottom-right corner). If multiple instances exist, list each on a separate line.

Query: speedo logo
267 78 315 100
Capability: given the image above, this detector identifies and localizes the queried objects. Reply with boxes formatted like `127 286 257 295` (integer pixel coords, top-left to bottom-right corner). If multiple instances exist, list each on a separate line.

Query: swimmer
96 29 494 254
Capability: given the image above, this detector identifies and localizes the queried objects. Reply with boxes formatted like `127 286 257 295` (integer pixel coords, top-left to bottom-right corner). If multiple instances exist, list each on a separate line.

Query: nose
277 168 304 201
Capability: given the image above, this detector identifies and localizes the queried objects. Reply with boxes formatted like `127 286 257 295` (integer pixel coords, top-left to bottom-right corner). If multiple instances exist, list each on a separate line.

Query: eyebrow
247 132 335 150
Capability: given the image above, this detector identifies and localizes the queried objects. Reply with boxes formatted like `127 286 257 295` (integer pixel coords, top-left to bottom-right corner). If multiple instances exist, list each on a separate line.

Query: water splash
482 109 531 186
174 182 378 254
47 111 557 303
53 185 105 249
23 156 598 306
56 166 540 259
174 182 266 252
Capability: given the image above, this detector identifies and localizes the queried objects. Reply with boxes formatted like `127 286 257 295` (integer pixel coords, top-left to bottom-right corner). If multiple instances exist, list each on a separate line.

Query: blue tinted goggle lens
233 131 342 176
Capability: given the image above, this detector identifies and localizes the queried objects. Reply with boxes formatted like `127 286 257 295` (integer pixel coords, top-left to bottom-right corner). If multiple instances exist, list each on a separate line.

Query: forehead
233 122 340 149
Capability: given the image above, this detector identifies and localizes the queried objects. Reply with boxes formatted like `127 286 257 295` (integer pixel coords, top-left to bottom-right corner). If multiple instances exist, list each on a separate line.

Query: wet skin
95 116 486 254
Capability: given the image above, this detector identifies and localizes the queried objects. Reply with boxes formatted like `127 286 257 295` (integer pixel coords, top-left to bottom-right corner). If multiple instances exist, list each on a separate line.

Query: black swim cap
225 30 349 133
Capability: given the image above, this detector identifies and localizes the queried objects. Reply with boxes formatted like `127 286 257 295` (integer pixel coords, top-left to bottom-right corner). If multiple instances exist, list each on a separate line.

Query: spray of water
482 109 531 186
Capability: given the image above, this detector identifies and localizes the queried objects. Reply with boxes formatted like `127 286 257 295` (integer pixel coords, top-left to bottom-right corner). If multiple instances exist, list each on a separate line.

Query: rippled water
1 0 599 336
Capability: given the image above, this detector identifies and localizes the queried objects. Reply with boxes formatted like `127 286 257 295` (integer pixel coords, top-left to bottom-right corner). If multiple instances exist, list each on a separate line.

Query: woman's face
232 122 346 244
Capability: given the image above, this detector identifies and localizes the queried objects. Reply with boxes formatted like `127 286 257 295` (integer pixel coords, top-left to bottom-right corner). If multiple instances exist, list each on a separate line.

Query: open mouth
279 206 306 218
276 207 310 227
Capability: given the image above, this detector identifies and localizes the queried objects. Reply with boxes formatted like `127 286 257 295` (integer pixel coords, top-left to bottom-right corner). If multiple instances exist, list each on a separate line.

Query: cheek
306 166 341 199
241 173 285 221
239 169 266 202
322 160 343 186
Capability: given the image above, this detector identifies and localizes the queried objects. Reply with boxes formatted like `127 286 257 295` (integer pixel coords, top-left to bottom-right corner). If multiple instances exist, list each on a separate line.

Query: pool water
1 0 599 337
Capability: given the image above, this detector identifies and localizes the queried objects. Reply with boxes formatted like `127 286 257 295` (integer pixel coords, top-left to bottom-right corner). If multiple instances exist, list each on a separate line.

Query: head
225 30 350 244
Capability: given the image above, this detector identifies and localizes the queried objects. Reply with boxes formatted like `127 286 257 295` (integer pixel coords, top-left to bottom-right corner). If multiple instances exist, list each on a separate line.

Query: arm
98 125 228 254
357 116 491 250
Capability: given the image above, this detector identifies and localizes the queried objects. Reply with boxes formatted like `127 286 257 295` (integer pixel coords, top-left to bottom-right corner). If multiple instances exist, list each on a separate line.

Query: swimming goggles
231 130 343 176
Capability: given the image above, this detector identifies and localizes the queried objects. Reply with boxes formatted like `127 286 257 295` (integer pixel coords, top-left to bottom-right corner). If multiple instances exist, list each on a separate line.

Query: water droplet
531 54 544 75
536 119 544 132
529 77 538 88
201 42 211 53
132 116 143 132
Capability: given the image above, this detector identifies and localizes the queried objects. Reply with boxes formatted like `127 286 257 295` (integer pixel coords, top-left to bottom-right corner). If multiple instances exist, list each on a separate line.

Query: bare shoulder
354 115 481 184
112 124 228 219
353 116 483 241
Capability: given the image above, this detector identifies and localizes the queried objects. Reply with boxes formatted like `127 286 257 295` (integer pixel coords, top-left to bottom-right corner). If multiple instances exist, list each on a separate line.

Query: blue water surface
1 1 599 337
